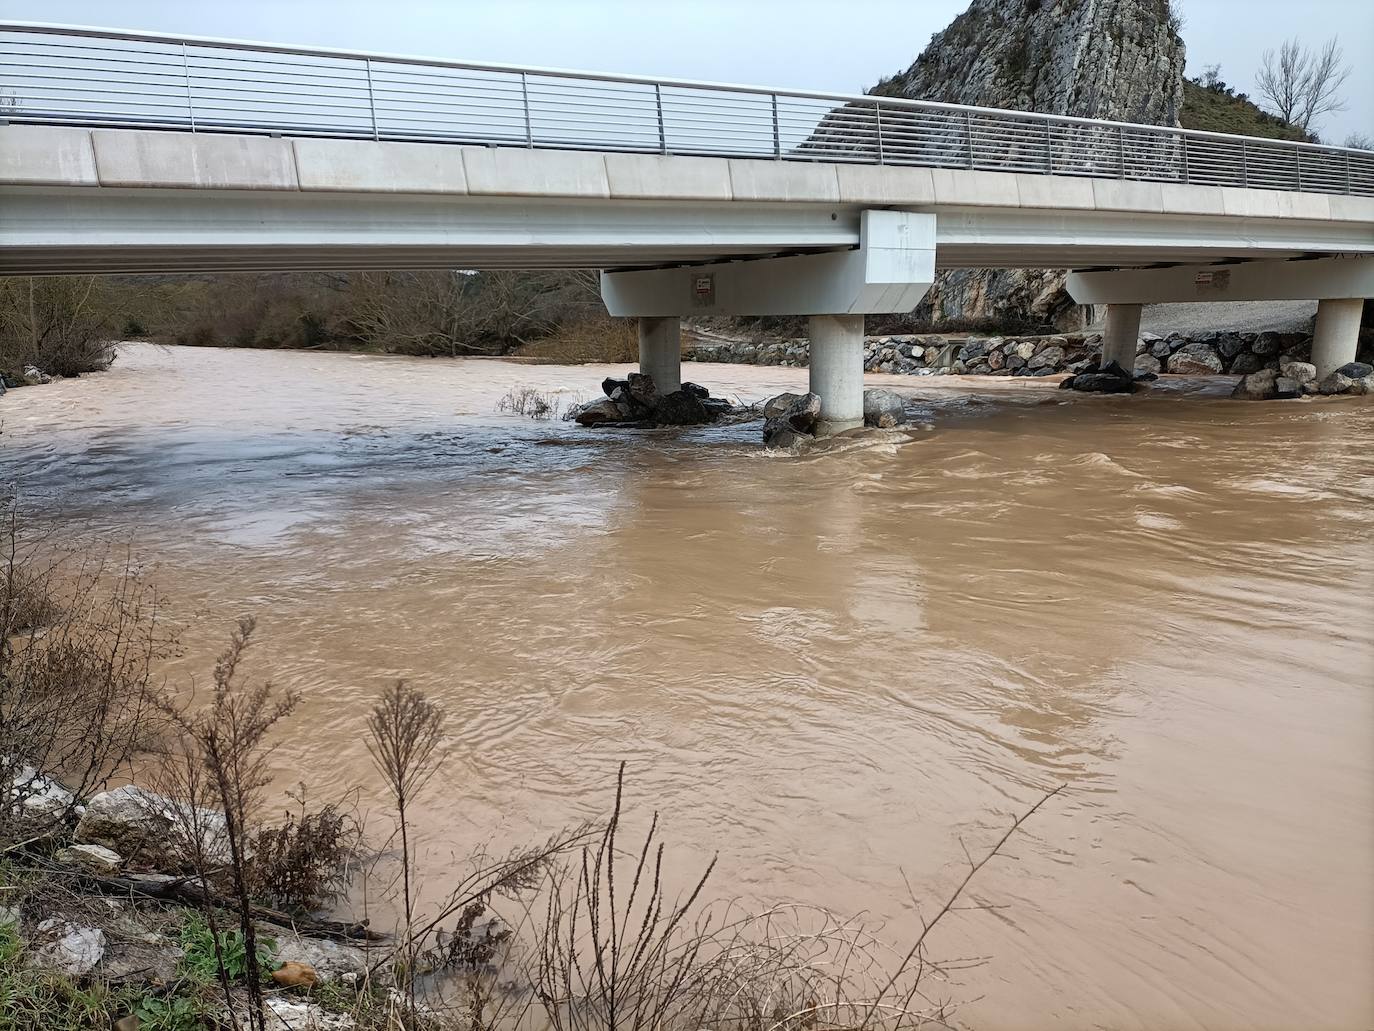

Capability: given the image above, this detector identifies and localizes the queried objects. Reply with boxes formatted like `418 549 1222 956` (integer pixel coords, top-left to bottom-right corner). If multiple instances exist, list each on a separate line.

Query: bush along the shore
685 328 1371 384
2 501 1067 1029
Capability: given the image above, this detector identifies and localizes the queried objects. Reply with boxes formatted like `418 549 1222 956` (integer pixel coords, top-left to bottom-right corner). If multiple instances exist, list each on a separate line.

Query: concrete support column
1310 298 1363 379
1101 303 1142 371
637 316 681 393
808 314 865 434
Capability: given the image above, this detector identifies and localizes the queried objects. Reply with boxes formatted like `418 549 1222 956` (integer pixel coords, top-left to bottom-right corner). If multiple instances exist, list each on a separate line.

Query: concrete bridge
2 23 1372 430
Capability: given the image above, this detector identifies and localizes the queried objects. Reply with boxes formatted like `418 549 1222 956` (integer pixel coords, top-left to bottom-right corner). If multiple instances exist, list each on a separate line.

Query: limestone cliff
873 0 1187 330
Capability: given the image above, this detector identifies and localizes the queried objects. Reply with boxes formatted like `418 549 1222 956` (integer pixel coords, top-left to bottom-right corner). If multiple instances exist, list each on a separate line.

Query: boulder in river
572 398 635 426
653 389 710 426
763 392 822 447
1063 360 1135 393
862 389 907 428
1231 368 1280 401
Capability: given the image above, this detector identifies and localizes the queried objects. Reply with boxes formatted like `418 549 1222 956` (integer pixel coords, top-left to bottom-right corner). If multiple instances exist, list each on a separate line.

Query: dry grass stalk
156 616 302 1031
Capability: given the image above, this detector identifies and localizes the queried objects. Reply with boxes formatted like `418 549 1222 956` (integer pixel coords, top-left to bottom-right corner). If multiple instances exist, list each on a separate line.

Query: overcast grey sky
3 0 1370 143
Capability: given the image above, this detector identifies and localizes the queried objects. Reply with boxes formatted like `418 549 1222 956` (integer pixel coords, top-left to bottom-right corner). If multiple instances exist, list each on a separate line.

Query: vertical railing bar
1294 142 1302 192
875 101 884 165
180 42 196 132
521 72 533 148
965 110 974 169
771 93 780 159
1181 133 1190 184
1344 150 1351 194
655 83 666 155
1044 117 1053 173
1241 139 1248 188
365 57 379 141
1117 126 1125 178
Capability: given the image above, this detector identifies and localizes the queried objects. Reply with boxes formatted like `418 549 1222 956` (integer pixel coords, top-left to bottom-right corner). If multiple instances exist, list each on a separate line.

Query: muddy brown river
2 343 1372 1029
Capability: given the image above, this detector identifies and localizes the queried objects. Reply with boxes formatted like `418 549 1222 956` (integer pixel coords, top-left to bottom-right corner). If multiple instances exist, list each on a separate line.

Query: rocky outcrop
868 0 1186 329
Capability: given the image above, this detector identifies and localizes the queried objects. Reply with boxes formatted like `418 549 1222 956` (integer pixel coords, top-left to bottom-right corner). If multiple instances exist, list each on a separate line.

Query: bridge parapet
2 21 1372 197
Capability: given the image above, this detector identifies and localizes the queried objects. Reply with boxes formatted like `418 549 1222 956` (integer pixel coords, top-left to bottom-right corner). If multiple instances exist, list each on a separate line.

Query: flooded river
2 343 1372 1029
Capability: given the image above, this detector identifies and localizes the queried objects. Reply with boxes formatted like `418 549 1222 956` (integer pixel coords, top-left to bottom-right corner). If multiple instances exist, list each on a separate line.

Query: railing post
1181 135 1190 184
521 72 533 148
771 93 781 159
1241 139 1248 187
365 58 379 141
965 110 975 168
1044 118 1053 173
656 83 666 155
180 42 196 132
1344 150 1351 194
1294 143 1302 192
1117 126 1125 178
875 101 884 164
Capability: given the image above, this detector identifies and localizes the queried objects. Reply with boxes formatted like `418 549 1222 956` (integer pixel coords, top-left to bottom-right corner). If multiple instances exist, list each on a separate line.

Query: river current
2 343 1371 1029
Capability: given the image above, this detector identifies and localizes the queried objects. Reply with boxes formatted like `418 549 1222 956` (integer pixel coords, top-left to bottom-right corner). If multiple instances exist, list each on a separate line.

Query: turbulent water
3 343 1372 1029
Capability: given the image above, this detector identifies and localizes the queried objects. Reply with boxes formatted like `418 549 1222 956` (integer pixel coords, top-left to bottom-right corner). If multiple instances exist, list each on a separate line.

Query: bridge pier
809 315 866 434
1311 299 1364 379
638 317 681 393
1101 303 1142 372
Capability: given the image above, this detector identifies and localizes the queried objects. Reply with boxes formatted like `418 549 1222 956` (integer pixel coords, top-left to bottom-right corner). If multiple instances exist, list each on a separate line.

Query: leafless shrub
515 312 638 364
157 617 302 1031
530 765 1064 1030
250 785 361 913
496 386 565 420
0 276 129 378
0 500 172 848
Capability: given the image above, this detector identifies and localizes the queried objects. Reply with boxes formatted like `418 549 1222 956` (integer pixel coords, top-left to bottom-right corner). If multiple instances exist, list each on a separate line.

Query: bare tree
1344 132 1374 152
1255 37 1350 133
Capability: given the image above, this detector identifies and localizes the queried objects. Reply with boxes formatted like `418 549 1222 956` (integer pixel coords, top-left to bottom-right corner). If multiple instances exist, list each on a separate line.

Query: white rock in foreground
75 784 232 868
55 843 123 875
265 996 355 1030
29 919 106 976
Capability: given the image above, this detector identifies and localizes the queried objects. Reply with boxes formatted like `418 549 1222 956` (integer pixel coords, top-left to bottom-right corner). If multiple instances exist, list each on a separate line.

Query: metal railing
3 21 1372 197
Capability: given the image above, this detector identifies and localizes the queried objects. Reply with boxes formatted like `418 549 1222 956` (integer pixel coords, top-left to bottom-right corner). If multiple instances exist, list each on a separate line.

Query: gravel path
1091 299 1318 335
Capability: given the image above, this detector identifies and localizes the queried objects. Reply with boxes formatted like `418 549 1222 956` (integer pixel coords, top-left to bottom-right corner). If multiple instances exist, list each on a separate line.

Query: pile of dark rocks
1058 359 1150 394
1233 361 1373 401
568 373 734 427
760 388 909 447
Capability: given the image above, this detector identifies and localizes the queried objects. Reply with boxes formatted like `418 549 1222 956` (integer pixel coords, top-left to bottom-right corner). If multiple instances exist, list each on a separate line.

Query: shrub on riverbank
0 277 129 383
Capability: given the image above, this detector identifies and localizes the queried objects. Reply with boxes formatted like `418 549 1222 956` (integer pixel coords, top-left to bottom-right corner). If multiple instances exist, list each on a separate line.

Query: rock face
869 0 1186 329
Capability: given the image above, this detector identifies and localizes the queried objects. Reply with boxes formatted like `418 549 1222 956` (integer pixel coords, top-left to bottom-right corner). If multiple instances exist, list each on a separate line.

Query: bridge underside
2 186 1366 276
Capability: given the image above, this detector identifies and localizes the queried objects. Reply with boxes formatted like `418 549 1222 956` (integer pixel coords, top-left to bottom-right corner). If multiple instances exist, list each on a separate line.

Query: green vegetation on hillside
1181 77 1313 142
